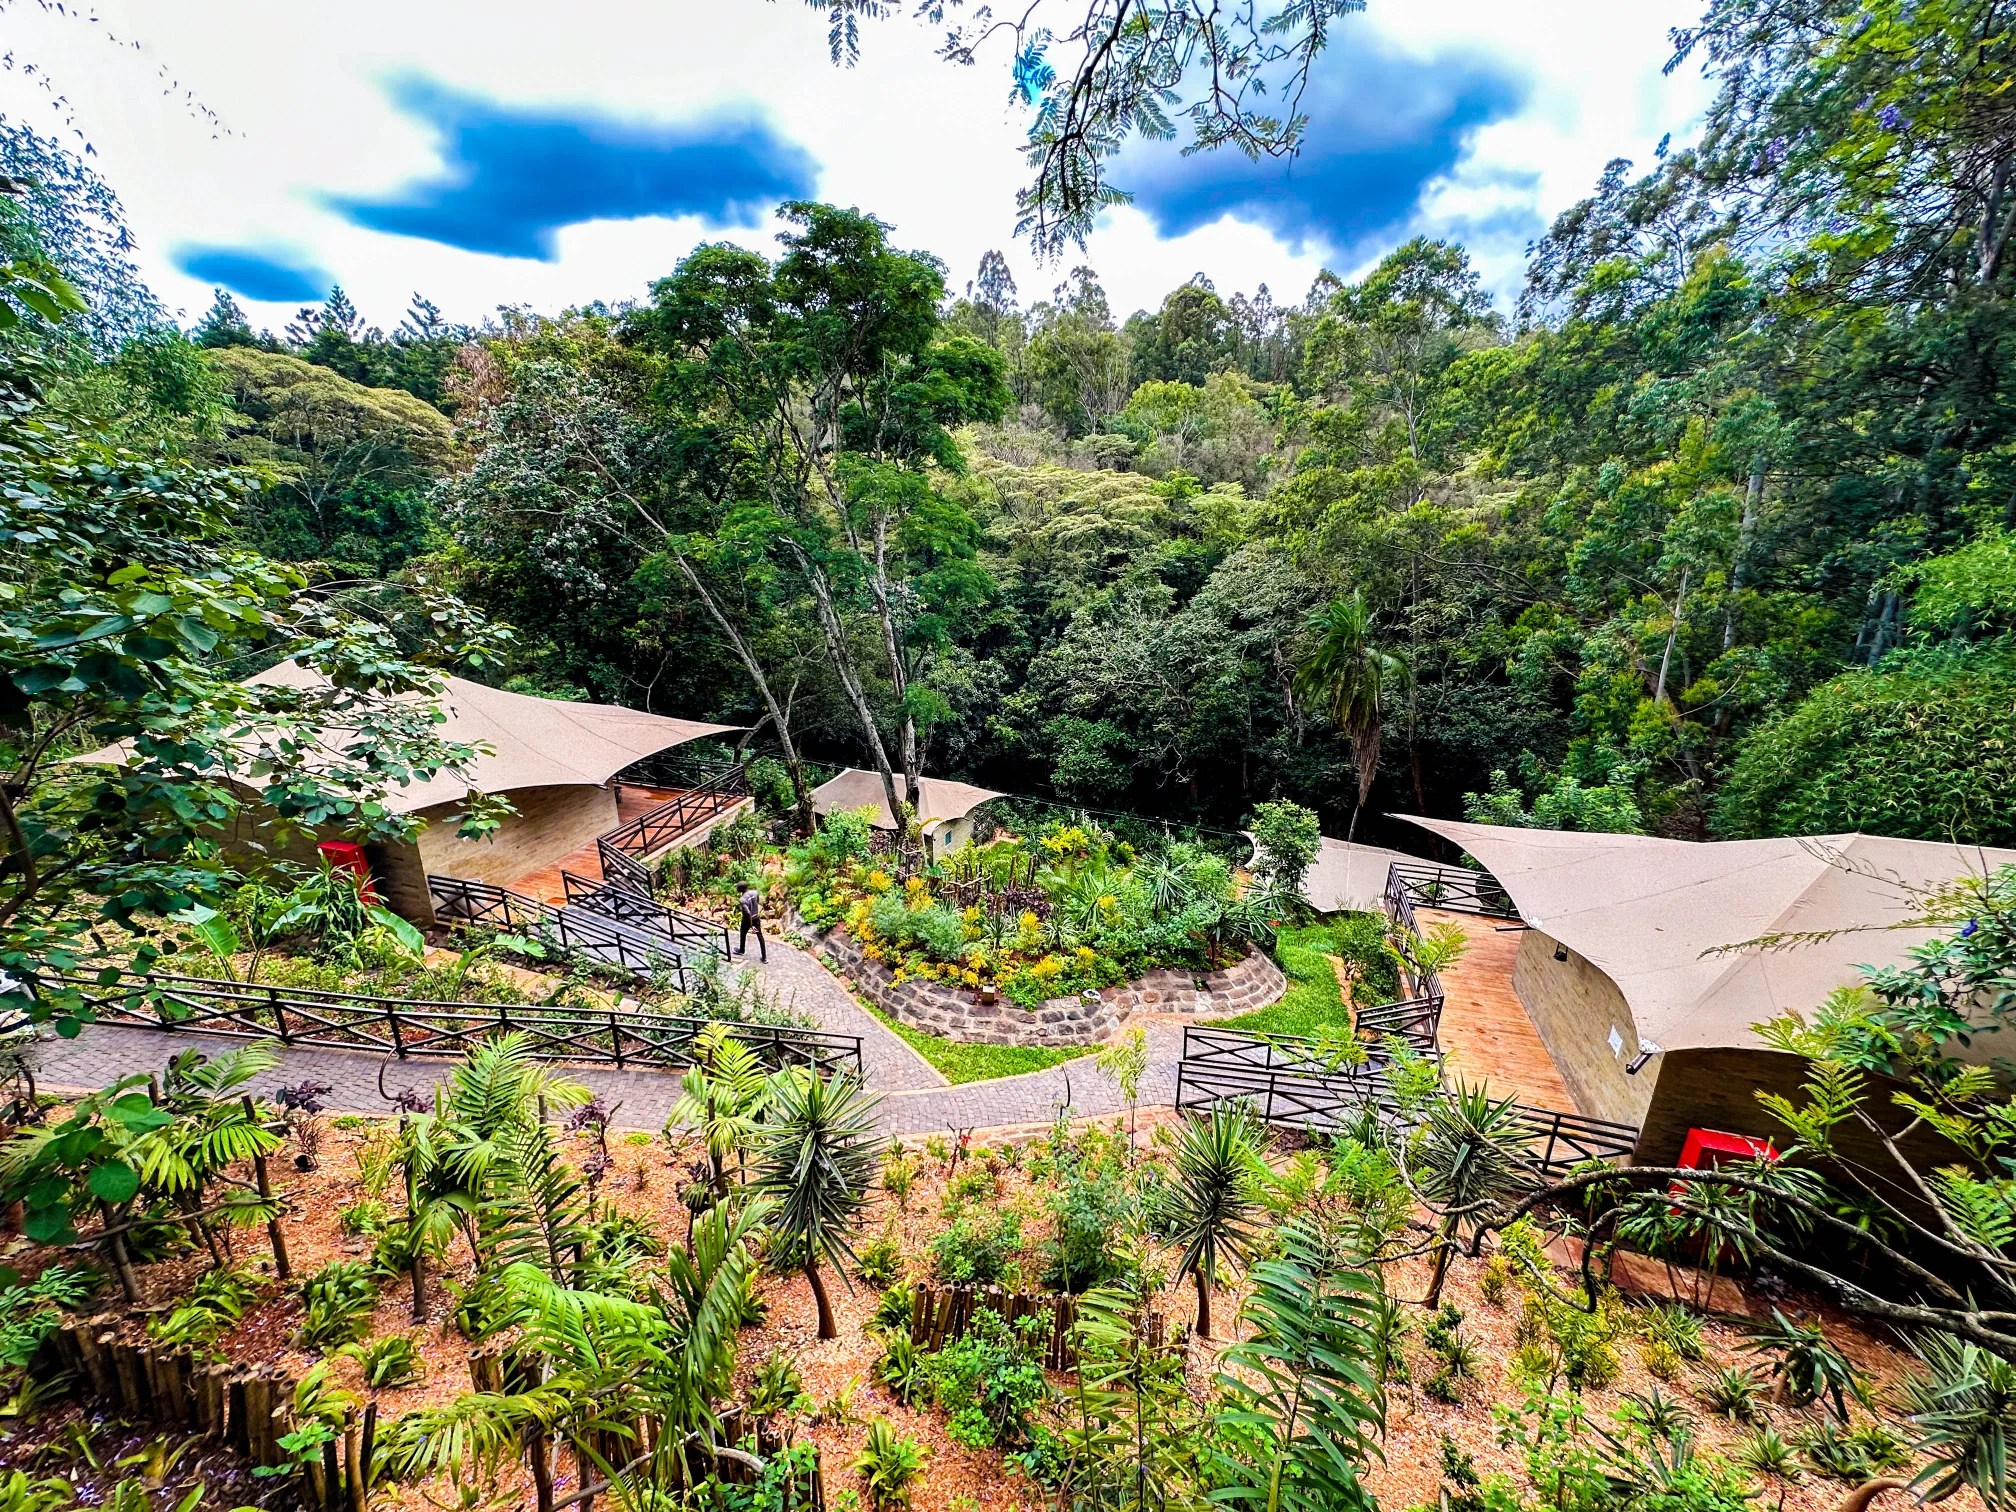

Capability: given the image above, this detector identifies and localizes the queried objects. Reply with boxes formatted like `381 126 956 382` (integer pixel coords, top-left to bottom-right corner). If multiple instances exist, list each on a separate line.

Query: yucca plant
1903 1333 2016 1508
852 1418 927 1512
1161 1101 1262 1338
1407 1080 1534 1308
753 1070 887 1340
1745 1308 1857 1420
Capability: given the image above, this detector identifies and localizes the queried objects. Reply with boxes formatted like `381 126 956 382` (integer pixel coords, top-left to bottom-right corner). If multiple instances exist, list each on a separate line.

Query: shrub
1641 1337 1683 1382
1731 1427 1802 1482
931 1208 1022 1286
1477 1255 1514 1306
337 1199 386 1238
923 1310 1048 1448
1744 1308 1856 1418
880 1152 917 1208
1421 1305 1477 1403
296 1260 383 1350
873 1333 929 1406
851 1419 926 1512
343 1332 420 1388
1042 1156 1130 1292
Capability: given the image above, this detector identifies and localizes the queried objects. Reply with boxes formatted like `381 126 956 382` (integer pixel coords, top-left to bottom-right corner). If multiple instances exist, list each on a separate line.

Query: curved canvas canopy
1246 833 1422 913
76 660 742 814
1401 816 2016 1053
810 768 1003 831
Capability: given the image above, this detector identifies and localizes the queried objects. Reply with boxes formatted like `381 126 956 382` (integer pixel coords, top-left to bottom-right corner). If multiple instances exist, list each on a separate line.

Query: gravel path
17 940 1191 1136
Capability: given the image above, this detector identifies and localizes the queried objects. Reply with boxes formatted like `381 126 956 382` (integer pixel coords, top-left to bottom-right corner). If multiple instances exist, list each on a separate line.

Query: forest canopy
6 0 2016 852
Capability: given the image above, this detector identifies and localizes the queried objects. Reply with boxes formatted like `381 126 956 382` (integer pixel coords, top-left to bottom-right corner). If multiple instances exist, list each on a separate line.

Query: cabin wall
413 783 619 888
364 840 435 928
216 801 435 927
1512 930 1656 1128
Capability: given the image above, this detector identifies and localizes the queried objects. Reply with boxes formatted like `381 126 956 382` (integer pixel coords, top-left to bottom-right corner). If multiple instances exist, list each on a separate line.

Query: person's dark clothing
737 887 766 962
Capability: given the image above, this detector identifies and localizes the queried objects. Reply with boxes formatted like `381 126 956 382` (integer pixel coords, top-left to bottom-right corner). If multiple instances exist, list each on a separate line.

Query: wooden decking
511 784 683 906
1415 906 1579 1114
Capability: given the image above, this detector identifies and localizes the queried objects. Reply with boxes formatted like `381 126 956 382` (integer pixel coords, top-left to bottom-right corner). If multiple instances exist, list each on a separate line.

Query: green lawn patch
864 1002 1091 1084
1224 920 1353 1038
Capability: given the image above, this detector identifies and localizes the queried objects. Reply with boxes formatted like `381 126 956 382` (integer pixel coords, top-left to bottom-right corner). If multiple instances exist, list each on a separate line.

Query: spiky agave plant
1406 1079 1534 1308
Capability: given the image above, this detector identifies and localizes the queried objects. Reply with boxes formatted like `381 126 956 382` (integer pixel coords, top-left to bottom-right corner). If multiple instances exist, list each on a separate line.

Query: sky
0 0 1713 334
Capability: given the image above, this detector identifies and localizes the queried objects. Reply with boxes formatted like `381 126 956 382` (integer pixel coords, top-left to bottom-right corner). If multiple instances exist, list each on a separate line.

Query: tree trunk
1193 1262 1213 1340
1423 1228 1454 1309
1653 567 1689 706
409 1248 428 1325
528 1429 555 1512
1832 1478 1912 1512
805 1261 837 1341
99 1201 141 1303
788 544 905 824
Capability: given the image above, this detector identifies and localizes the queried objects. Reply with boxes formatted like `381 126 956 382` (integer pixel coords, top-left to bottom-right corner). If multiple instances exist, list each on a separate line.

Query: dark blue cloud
1121 40 1527 255
328 79 819 260
174 246 330 303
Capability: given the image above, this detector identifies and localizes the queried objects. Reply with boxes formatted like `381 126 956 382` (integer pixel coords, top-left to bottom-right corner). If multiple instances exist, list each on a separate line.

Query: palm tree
671 1025 771 1199
1293 591 1406 841
752 1070 886 1340
1164 1102 1262 1338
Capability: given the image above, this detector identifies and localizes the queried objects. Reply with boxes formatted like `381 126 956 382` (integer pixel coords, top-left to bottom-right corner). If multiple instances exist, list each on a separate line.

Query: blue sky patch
328 78 819 260
173 245 330 303
1121 41 1527 256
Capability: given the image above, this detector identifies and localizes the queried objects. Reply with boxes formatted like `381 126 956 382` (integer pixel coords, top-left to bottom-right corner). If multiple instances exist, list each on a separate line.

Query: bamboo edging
42 1316 371 1511
906 1282 1184 1370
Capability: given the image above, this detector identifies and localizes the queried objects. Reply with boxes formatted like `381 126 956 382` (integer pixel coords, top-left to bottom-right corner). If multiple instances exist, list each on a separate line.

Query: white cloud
0 0 1713 330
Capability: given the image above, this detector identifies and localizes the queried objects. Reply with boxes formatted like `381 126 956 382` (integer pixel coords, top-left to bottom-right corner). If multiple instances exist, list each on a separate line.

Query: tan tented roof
1401 817 2016 1053
1247 833 1421 914
810 768 1003 831
76 661 741 814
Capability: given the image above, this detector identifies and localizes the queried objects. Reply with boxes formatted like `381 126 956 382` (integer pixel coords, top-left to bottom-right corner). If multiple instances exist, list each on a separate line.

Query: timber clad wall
414 783 620 887
1512 930 1655 1129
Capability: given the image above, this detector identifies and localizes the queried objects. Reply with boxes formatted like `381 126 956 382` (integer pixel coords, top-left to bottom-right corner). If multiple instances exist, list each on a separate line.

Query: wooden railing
601 764 752 862
428 874 702 990
57 968 863 1078
562 870 731 957
1174 1027 1637 1179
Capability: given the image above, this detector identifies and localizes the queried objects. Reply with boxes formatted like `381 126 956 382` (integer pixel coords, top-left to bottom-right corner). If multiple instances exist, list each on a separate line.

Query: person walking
736 880 767 962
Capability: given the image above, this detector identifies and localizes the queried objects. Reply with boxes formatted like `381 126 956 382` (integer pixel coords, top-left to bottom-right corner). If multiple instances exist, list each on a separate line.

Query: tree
1293 592 1405 840
626 202 1011 822
1249 798 1321 903
752 1069 886 1340
0 336 508 1036
192 289 257 349
796 0 1370 256
1163 1101 1260 1338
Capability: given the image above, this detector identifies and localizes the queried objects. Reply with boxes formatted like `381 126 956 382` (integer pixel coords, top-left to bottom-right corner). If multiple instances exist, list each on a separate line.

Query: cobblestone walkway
20 941 1201 1136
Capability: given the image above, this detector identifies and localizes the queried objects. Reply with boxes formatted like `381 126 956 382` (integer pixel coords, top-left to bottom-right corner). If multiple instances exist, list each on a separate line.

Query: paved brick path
18 939 1191 1135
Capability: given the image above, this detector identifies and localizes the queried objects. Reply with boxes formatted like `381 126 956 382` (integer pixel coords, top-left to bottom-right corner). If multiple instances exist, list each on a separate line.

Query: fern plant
150 1267 262 1350
748 1354 807 1418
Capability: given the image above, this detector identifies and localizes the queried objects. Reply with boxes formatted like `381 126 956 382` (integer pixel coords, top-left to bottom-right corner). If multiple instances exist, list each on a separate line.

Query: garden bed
816 923 1283 1046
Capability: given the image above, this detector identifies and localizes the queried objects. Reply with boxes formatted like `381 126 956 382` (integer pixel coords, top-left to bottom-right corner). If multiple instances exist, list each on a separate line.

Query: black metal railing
1354 995 1444 1049
1386 862 1519 922
428 874 699 991
562 871 731 958
1174 1033 1637 1179
601 765 752 861
55 969 863 1078
1180 1023 1439 1074
594 842 655 898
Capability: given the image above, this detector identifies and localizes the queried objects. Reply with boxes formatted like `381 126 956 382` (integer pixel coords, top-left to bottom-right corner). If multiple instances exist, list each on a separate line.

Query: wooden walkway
512 784 682 905
1415 907 1579 1114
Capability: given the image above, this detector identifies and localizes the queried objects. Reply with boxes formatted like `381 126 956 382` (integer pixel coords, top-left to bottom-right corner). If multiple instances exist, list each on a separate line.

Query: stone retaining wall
813 927 1286 1046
